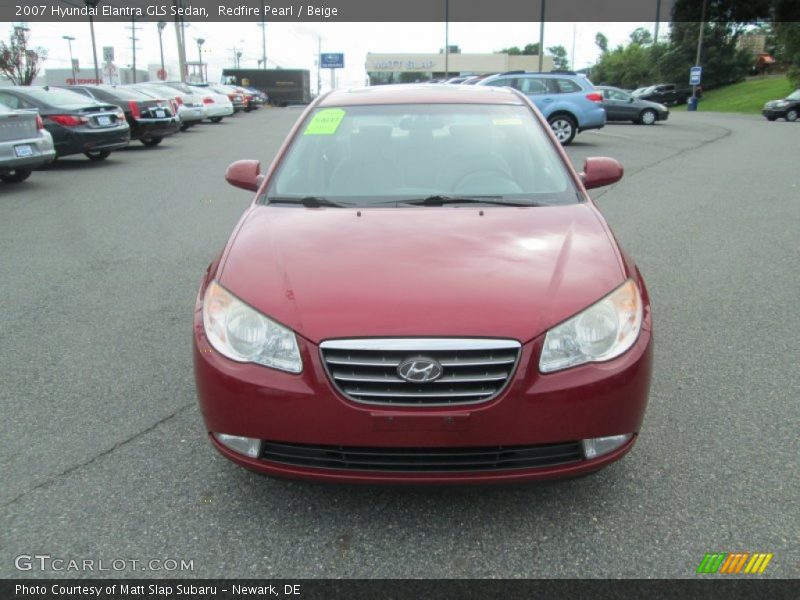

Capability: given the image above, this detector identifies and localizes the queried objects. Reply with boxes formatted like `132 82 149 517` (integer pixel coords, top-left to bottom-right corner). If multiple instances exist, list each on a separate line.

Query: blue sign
320 53 344 69
690 66 702 86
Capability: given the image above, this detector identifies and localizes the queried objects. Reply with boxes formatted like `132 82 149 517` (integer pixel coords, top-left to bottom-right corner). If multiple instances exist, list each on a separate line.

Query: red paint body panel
194 84 654 483
218 204 625 344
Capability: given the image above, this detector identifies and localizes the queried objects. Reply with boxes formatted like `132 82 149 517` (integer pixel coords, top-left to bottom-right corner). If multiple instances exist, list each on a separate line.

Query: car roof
318 84 524 107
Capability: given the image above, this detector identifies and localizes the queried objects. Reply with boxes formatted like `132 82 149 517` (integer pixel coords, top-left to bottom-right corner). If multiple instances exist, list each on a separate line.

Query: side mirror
580 157 624 190
225 159 263 191
628 97 634 103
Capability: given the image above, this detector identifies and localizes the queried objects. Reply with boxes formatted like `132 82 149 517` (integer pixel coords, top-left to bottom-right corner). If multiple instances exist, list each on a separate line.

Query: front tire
210 116 223 123
786 109 798 122
548 114 577 145
141 137 163 147
639 109 657 125
0 168 32 183
85 150 110 161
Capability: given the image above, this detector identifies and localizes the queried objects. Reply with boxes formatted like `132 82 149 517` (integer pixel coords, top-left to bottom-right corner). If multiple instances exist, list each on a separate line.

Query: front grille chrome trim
320 338 522 407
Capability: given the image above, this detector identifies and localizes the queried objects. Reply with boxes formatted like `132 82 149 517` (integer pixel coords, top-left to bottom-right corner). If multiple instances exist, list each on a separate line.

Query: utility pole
258 18 267 69
83 0 100 82
125 17 141 83
157 22 166 76
538 0 546 72
63 35 77 83
172 0 186 81
654 0 662 43
444 0 449 79
571 25 576 71
693 0 707 99
317 35 321 95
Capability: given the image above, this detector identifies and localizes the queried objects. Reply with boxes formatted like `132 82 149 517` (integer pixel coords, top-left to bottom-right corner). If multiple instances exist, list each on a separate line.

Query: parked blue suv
478 71 606 145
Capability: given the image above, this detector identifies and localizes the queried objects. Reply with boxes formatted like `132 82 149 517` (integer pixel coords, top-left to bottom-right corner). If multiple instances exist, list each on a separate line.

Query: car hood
218 203 626 344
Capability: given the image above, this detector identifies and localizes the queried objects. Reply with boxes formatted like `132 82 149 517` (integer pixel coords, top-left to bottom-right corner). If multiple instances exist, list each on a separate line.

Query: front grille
261 441 583 472
320 338 521 406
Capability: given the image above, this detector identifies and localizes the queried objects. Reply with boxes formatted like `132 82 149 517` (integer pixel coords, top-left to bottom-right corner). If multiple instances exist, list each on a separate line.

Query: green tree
547 45 570 70
523 43 540 56
595 32 609 54
629 27 653 45
0 26 47 86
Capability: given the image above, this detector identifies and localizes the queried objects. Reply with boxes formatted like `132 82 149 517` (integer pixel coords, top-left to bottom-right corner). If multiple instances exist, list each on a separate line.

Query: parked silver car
0 105 56 183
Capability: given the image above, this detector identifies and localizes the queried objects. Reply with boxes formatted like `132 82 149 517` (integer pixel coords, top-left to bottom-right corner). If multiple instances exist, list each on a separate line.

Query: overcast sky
14 21 658 90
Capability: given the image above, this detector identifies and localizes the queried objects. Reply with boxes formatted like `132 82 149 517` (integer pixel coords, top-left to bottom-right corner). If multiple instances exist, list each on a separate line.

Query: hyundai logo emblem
397 357 444 383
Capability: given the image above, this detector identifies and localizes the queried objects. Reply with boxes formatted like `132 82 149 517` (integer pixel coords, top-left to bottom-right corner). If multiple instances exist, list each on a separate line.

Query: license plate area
155 110 165 118
14 144 33 157
96 115 111 126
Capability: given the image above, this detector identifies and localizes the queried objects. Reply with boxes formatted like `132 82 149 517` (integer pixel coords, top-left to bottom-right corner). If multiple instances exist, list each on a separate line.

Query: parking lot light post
63 35 77 83
196 38 205 82
157 22 166 75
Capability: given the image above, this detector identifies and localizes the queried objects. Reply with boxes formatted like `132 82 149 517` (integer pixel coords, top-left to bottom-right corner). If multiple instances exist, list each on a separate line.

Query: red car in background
194 84 653 484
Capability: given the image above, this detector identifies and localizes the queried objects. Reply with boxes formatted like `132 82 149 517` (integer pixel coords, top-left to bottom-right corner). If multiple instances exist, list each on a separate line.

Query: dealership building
365 52 554 85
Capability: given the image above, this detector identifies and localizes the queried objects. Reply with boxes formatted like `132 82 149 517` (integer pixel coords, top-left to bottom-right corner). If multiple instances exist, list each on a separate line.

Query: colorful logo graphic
697 552 773 574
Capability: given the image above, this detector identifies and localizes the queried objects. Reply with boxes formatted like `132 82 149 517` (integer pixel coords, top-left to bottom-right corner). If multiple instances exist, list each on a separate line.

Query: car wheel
786 109 798 122
548 114 576 145
180 122 192 131
0 168 32 183
141 137 163 147
84 150 111 161
639 109 657 125
210 116 223 123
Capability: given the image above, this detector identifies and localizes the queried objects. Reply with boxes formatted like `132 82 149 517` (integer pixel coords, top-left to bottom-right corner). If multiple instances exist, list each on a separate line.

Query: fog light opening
214 433 262 458
582 434 632 459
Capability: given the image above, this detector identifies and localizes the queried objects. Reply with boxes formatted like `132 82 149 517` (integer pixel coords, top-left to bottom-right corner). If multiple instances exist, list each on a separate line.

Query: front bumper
193 290 653 484
762 108 788 119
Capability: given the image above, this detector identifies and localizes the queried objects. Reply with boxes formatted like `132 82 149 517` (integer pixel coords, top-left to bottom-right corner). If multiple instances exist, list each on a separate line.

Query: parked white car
0 105 56 183
187 85 234 122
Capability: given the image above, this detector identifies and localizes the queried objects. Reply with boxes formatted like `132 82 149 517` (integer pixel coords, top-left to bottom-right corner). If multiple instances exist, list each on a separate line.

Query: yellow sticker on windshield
492 118 523 126
303 108 345 135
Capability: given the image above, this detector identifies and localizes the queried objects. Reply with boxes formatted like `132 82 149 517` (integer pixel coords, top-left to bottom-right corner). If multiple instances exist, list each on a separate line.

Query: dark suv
477 71 606 145
762 89 800 122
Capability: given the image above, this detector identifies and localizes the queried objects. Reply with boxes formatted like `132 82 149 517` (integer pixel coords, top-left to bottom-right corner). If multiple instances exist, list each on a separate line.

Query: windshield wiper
401 195 548 207
267 196 350 208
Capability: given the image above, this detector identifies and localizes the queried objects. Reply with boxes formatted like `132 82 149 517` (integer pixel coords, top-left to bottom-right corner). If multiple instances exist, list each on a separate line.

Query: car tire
180 122 192 131
84 150 111 161
210 116 223 123
639 109 657 125
141 137 163 147
548 114 577 145
786 109 798 122
0 168 32 183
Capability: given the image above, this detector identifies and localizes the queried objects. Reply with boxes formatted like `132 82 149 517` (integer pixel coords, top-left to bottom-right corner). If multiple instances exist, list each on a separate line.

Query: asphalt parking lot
1 108 797 579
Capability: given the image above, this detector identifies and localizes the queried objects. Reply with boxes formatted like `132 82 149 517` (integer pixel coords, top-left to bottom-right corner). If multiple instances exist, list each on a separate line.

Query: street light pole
444 0 449 79
63 35 77 83
693 0 707 99
538 0 546 72
258 18 267 69
196 38 205 82
157 22 166 76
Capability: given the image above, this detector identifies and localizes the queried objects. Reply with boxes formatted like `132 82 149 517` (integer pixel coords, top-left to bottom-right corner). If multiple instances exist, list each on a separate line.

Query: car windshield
264 103 575 207
787 89 800 100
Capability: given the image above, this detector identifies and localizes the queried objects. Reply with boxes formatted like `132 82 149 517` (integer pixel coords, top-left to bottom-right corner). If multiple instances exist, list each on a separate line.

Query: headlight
774 100 789 108
202 280 302 373
539 279 643 373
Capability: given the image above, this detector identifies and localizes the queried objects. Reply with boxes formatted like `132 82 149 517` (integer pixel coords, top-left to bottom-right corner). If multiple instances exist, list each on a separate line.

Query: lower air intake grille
320 338 522 406
261 441 583 472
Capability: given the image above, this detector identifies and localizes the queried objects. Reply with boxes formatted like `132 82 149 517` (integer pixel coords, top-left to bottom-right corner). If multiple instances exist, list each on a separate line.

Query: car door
609 88 639 120
515 77 552 116
601 88 626 120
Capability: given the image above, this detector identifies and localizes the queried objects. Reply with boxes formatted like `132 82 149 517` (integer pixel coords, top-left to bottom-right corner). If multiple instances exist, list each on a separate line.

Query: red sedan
194 84 653 484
